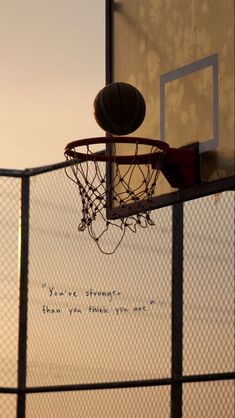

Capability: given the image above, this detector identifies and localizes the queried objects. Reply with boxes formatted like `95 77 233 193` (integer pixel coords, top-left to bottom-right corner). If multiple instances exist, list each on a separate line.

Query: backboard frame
160 54 219 154
105 0 234 220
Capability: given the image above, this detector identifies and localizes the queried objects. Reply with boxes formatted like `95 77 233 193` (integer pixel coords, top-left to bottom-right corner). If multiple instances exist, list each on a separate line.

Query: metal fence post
17 175 30 418
171 203 184 418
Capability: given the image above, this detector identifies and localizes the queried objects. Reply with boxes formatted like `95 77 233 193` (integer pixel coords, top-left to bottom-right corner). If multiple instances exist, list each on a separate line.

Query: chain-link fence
0 163 234 418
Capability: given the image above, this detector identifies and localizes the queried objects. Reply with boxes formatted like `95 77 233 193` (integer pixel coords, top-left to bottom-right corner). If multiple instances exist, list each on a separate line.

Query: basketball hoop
64 136 199 254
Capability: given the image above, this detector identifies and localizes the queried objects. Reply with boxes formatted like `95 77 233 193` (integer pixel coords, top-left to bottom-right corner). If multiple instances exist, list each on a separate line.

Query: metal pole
105 0 113 85
17 175 30 418
171 203 184 418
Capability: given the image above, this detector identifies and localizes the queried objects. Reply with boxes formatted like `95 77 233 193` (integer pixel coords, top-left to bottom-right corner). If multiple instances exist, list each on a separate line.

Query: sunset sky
0 2 234 417
0 0 105 169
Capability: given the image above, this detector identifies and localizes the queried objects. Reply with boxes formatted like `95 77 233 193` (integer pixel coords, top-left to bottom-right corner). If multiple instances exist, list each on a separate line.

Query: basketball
93 82 146 135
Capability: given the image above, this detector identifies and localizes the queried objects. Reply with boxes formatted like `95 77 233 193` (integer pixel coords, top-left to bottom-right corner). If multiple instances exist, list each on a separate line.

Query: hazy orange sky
0 0 105 169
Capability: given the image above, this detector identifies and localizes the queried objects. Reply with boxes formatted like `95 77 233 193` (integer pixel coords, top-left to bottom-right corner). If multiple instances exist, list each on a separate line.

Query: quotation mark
41 283 47 288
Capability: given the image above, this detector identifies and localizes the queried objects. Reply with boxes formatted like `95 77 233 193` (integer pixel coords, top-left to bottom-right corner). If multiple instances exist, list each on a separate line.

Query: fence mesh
183 380 235 418
0 165 234 418
26 167 172 386
0 177 21 389
183 192 235 375
26 386 170 418
0 394 17 418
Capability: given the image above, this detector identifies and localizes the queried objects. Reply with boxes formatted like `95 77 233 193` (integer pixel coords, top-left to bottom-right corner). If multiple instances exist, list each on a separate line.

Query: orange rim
64 136 169 164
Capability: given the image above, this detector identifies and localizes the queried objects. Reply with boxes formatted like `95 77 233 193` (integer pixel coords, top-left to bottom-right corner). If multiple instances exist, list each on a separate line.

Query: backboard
106 0 234 218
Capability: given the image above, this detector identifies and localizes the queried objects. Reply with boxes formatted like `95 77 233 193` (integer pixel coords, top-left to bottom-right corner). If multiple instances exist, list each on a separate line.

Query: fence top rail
0 168 25 178
0 151 104 178
0 162 234 199
0 161 68 178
